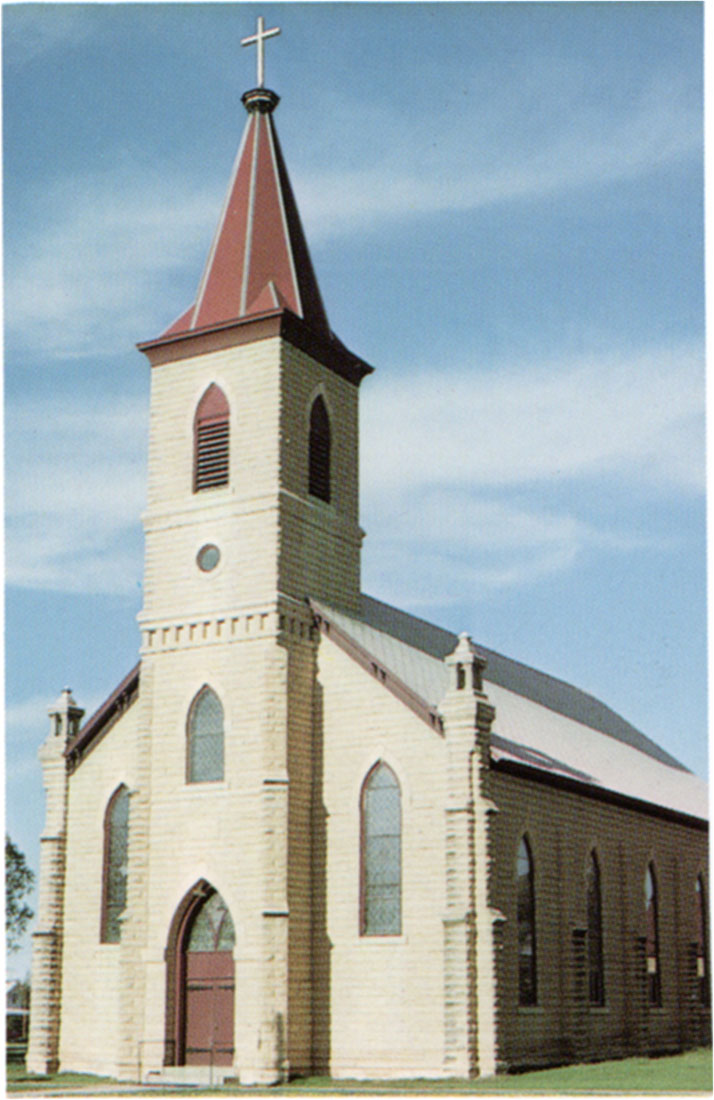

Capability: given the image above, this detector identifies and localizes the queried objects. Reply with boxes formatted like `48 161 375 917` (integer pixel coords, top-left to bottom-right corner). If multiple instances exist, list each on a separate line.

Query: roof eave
138 308 373 386
492 754 708 830
65 662 140 773
309 599 443 734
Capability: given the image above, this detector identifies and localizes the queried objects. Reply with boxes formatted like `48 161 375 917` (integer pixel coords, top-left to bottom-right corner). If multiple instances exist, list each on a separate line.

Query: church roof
160 87 330 342
311 595 708 825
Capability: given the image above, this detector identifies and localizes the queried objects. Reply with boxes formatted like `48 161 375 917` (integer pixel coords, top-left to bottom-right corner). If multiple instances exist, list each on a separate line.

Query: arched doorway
166 884 235 1067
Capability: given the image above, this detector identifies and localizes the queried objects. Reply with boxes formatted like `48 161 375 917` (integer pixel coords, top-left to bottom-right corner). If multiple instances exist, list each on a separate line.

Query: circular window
197 544 220 572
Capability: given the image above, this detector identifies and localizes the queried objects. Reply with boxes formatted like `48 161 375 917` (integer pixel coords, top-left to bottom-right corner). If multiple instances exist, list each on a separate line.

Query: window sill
183 780 229 792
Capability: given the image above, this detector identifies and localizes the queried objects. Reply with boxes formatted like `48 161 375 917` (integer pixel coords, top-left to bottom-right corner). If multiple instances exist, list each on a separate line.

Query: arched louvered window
696 875 710 1006
187 687 224 783
361 762 401 936
194 384 229 492
101 785 130 943
645 864 661 1006
587 850 605 1006
517 836 537 1005
308 396 331 503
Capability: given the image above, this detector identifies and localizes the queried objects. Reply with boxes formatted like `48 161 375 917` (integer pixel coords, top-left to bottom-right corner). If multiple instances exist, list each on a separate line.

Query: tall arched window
308 396 331 503
187 687 224 783
194 384 229 492
586 850 605 1006
517 836 537 1005
645 864 661 1006
101 785 129 943
696 875 710 1006
361 762 401 936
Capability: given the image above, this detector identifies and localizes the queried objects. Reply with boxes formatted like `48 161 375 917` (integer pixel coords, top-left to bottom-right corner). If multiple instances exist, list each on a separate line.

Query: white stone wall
58 703 140 1077
316 637 448 1079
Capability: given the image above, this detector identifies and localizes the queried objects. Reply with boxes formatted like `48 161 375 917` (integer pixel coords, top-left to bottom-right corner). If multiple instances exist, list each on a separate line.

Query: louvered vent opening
195 418 229 491
309 397 331 503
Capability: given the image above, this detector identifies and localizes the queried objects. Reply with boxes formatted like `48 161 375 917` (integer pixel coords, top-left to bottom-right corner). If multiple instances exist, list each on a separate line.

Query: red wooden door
181 890 236 1067
185 950 235 1065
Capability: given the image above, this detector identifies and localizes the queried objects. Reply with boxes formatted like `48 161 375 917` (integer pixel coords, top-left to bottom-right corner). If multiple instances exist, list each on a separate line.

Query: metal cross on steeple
241 16 281 88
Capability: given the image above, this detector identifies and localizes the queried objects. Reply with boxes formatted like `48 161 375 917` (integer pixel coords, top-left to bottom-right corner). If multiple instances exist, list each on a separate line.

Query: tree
6 836 34 952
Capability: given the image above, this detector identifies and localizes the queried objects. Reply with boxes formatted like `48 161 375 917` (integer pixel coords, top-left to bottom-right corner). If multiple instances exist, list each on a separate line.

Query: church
27 18 709 1085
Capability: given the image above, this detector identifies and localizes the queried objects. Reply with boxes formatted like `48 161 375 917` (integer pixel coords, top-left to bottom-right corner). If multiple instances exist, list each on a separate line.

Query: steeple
157 22 330 343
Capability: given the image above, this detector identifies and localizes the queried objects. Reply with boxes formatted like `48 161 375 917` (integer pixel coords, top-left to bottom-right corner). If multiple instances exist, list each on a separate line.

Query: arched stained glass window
587 851 605 1006
308 396 331 503
101 785 129 943
696 875 710 1006
187 687 224 783
517 836 537 1006
645 864 662 1006
194 384 229 492
361 762 401 936
187 890 236 953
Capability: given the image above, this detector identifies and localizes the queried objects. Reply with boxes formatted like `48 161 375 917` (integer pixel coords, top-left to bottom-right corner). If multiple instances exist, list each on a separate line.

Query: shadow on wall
311 678 331 1074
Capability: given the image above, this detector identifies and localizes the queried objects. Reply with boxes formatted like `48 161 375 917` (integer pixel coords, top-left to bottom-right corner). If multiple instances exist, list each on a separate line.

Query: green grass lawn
6 1048 712 1094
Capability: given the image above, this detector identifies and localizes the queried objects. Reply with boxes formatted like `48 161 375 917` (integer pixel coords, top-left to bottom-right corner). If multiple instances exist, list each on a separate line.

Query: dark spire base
242 87 280 113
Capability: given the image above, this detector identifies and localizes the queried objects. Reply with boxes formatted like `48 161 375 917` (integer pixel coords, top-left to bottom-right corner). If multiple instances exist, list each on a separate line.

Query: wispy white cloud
5 74 700 361
6 165 219 359
361 343 705 496
362 487 671 609
6 398 147 594
296 78 701 240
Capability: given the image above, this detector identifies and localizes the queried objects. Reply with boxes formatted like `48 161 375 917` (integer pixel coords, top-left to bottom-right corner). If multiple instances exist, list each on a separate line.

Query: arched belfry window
101 785 130 943
696 875 710 1006
308 395 331 503
517 836 537 1005
586 850 605 1006
194 384 229 492
187 687 224 783
360 762 401 935
645 863 662 1006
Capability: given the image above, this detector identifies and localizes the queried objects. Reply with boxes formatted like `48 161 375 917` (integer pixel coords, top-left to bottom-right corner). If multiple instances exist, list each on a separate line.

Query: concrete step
143 1064 235 1087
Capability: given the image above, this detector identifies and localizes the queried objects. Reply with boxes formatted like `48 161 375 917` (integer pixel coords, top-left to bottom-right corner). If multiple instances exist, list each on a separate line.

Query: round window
197 544 220 572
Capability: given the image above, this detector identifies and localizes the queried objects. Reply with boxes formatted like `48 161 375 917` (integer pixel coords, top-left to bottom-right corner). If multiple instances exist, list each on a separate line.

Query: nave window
361 762 401 936
101 785 130 943
517 836 537 1006
187 686 225 783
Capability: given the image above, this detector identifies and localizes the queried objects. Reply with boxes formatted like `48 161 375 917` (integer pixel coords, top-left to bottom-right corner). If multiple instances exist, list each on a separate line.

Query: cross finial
241 15 281 88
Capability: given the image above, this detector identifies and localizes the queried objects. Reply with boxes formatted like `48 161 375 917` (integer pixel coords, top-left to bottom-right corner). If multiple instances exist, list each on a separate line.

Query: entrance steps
143 1065 236 1087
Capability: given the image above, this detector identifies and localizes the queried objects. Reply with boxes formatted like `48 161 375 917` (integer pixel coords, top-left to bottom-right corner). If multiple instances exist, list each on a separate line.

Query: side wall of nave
489 767 710 1071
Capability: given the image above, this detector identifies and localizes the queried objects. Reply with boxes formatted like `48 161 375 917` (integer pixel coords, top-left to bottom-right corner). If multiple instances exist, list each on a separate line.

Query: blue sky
4 2 706 976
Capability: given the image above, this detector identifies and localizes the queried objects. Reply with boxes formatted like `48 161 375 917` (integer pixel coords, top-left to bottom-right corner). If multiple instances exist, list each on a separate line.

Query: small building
26 19 708 1086
7 979 30 1050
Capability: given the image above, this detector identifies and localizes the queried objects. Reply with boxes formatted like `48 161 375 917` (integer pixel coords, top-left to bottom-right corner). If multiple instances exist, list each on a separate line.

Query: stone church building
27 25 709 1086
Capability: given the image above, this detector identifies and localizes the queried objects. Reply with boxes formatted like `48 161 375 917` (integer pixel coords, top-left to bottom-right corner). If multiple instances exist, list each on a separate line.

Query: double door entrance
181 889 235 1066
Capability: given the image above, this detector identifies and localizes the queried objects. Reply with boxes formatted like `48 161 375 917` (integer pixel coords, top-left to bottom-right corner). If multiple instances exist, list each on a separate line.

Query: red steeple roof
161 87 330 341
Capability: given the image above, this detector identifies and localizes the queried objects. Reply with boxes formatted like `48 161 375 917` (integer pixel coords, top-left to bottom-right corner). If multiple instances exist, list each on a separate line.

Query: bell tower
124 20 372 1084
137 49 371 628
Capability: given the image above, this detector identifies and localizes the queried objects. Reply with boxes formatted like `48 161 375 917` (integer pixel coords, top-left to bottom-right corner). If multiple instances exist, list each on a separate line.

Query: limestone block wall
58 703 141 1077
489 768 710 1070
143 337 282 622
278 342 362 614
130 610 315 1084
316 637 448 1079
